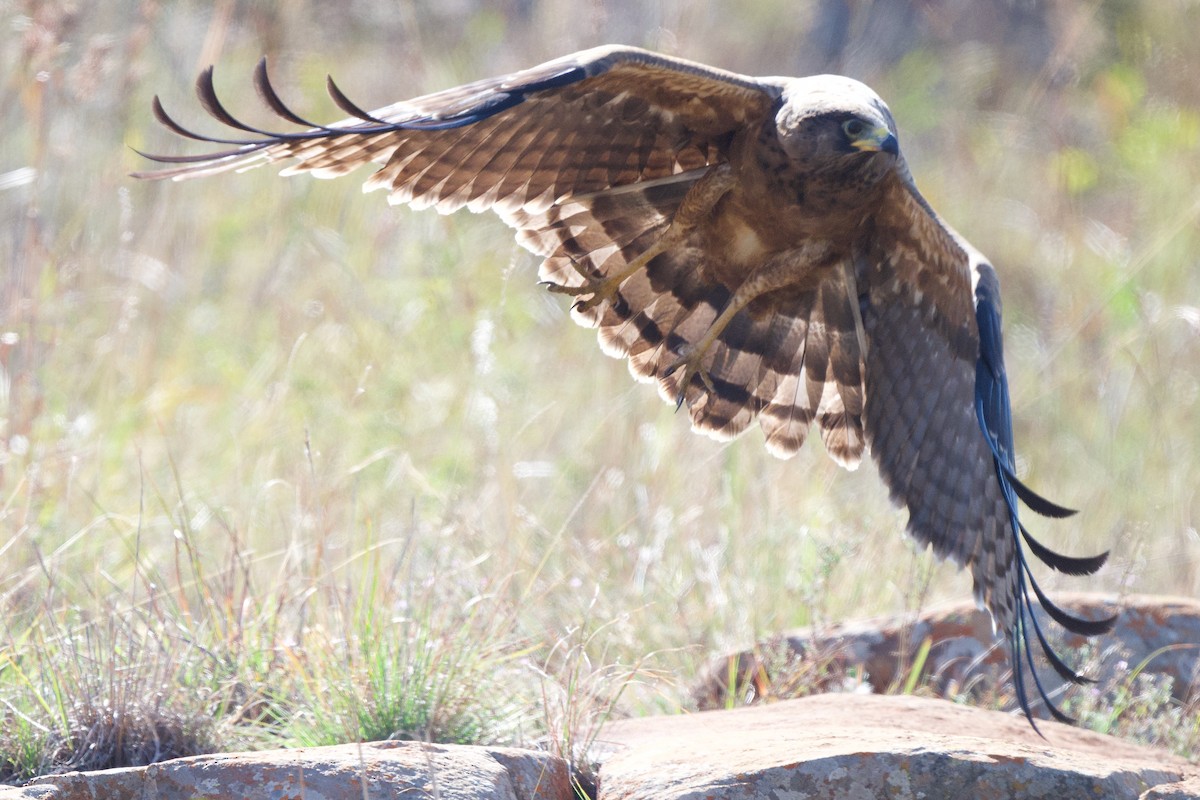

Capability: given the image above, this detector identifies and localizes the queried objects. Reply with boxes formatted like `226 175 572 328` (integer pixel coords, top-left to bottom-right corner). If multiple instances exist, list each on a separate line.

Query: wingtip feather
1008 469 1078 518
1020 523 1110 576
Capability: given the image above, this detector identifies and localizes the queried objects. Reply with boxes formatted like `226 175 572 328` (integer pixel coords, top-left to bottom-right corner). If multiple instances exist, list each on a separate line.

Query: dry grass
2 0 1198 782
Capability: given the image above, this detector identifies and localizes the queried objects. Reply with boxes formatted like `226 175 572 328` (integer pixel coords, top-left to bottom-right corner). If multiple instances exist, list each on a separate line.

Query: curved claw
543 281 613 314
547 229 681 313
664 348 715 409
543 271 624 311
573 291 611 313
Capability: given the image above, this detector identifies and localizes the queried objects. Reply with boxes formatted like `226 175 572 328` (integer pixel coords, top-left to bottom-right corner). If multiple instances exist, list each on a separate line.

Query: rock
0 788 58 799
10 592 1198 800
17 741 572 800
1142 775 1200 799
594 693 1193 800
694 593 1200 712
7 695 1194 800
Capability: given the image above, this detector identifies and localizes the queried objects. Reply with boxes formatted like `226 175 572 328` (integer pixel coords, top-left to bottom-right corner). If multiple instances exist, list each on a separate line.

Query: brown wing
860 178 995 574
135 47 869 465
505 177 864 466
134 45 781 215
137 45 1111 728
861 173 1114 725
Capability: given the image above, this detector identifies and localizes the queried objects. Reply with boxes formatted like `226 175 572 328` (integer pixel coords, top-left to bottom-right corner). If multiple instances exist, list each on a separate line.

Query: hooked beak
850 124 899 156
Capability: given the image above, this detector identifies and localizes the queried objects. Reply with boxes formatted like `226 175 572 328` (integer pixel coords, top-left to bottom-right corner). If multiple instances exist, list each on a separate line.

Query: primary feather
135 45 1114 729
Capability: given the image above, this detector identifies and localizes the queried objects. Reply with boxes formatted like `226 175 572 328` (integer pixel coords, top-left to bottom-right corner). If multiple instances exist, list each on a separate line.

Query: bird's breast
724 217 769 266
698 193 841 302
700 200 772 287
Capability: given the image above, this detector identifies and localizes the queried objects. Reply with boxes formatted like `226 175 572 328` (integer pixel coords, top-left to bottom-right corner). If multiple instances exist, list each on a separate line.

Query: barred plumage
135 44 1115 730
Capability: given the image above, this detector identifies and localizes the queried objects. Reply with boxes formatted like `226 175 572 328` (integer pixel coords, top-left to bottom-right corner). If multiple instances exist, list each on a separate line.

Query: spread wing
510 184 866 465
136 48 1111 727
861 174 1115 727
134 44 781 214
135 46 862 464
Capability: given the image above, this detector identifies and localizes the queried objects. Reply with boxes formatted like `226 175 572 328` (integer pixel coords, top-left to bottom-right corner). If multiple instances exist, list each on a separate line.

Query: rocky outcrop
5 694 1193 800
693 593 1200 711
1143 776 1200 800
6 593 1197 800
593 693 1193 799
12 741 572 800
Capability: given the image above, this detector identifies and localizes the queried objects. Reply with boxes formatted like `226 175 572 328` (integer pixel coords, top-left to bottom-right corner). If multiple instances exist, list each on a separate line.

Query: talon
575 288 613 313
544 228 678 312
546 280 613 314
657 244 808 416
665 348 715 409
544 281 592 296
548 263 610 313
543 166 739 315
542 268 617 310
544 258 602 297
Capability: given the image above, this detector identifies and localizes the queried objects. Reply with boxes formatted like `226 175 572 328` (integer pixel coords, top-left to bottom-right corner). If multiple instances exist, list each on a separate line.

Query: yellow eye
842 118 866 138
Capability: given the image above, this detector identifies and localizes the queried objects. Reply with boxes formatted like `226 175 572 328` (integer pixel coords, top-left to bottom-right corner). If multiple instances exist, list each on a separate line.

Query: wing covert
133 45 1114 731
134 46 782 215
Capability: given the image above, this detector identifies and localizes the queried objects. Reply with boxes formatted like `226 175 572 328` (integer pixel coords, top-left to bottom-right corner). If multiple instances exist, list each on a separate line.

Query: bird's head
774 75 900 182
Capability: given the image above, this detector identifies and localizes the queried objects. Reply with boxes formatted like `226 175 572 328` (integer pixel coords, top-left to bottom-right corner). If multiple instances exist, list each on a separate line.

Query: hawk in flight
136 45 1114 729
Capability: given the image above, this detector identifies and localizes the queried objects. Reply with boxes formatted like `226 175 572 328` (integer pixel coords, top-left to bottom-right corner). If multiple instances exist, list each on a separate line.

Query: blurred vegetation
1 0 1198 783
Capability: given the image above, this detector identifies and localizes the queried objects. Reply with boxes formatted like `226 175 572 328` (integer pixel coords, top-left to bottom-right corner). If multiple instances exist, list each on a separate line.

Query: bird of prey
135 45 1114 729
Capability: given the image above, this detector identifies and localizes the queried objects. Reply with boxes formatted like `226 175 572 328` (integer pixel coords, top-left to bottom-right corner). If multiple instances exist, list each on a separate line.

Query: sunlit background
2 0 1198 778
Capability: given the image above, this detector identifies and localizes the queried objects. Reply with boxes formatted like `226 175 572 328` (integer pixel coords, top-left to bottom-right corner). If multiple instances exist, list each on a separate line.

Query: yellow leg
662 292 754 408
546 234 675 312
664 243 836 408
545 165 736 313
